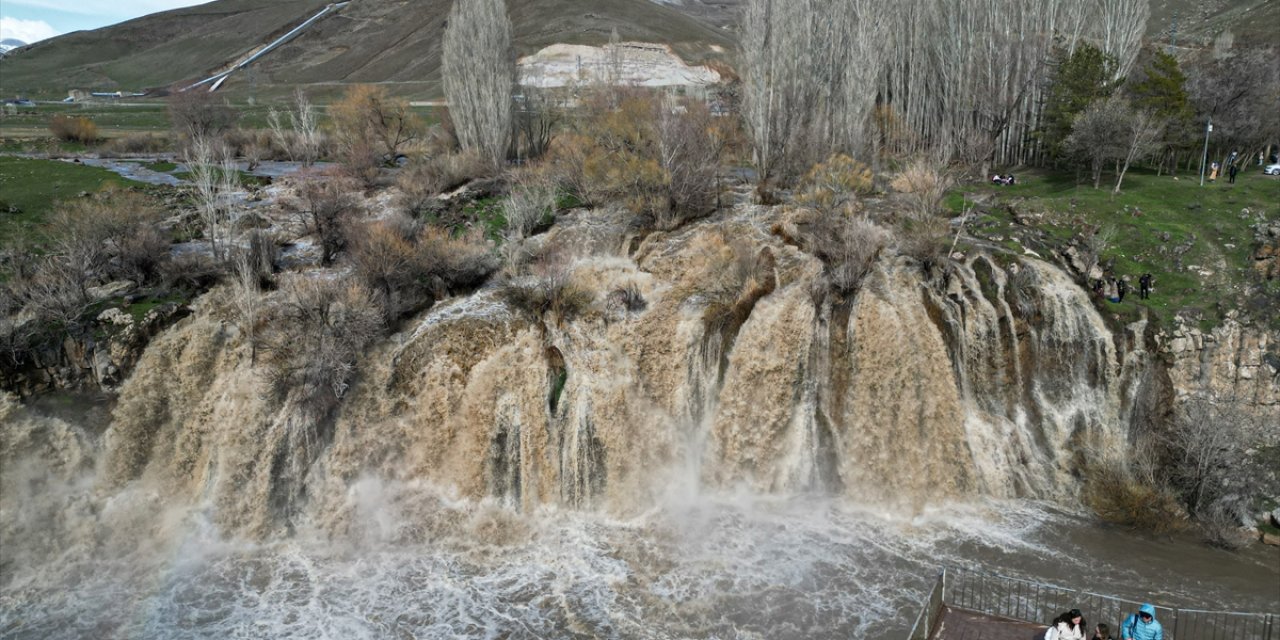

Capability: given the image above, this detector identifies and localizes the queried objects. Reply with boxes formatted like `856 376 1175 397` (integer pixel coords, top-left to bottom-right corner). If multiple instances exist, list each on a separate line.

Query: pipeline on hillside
182 1 350 93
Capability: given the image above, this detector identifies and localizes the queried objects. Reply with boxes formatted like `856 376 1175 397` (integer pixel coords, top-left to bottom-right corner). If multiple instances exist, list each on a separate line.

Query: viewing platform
908 568 1277 640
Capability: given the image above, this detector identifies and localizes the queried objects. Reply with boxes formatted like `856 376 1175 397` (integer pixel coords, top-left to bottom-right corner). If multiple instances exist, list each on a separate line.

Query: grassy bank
954 167 1280 330
0 157 147 249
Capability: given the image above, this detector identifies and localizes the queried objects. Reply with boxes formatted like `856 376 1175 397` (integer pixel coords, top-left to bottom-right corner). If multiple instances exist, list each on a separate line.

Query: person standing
1047 609 1087 640
1229 163 1239 184
1121 604 1164 640
1210 161 1219 182
1139 273 1153 300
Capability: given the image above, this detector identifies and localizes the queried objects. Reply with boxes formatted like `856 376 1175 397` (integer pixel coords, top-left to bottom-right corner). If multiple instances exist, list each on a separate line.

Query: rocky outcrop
1159 316 1280 412
1 296 189 397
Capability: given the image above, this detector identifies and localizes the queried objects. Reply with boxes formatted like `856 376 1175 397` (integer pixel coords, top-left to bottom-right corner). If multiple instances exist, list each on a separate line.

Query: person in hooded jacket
1046 609 1087 640
1121 604 1163 640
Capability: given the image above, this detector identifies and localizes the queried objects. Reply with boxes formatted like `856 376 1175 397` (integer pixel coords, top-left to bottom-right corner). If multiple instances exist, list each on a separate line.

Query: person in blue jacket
1121 604 1163 640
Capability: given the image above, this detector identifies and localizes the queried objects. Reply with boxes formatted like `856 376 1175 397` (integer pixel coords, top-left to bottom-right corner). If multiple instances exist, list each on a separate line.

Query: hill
0 0 734 100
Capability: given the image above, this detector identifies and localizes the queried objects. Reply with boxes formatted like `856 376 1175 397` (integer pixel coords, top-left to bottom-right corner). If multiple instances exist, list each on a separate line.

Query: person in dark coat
1228 163 1239 184
1139 273 1153 300
1117 279 1128 302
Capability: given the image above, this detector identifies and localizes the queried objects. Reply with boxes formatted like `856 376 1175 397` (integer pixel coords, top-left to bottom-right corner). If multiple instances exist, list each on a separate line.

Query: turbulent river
1 479 1275 639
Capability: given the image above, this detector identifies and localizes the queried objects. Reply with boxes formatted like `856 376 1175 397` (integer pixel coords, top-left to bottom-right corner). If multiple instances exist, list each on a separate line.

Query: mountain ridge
0 0 734 100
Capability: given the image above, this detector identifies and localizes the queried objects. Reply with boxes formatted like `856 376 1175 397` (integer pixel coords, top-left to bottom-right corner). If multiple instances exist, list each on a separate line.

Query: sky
0 0 208 44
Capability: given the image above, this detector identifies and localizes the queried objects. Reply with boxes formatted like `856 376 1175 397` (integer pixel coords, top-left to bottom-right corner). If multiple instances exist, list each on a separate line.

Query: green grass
0 157 146 249
956 167 1280 329
172 169 271 189
142 160 178 173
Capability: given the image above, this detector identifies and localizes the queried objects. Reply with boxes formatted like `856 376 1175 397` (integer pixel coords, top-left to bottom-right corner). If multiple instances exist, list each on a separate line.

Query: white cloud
2 1 209 17
0 16 60 43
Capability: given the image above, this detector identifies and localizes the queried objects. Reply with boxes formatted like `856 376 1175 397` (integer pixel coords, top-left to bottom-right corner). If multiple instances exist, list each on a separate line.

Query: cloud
2 1 209 17
0 16 60 43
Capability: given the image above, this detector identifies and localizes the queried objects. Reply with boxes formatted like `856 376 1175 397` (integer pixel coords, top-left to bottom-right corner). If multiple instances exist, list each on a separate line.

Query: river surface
1 487 1275 640
68 157 333 186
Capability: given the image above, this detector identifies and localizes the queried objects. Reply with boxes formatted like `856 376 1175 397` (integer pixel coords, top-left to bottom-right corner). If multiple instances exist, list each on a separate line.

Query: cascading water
2 207 1275 639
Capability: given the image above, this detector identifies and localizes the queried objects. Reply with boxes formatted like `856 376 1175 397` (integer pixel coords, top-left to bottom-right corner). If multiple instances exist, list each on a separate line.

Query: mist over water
3 468 1275 640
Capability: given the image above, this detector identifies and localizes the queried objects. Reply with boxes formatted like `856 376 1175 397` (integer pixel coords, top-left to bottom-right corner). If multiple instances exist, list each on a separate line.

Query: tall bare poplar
442 0 515 168
741 0 888 199
741 0 813 200
1094 0 1149 81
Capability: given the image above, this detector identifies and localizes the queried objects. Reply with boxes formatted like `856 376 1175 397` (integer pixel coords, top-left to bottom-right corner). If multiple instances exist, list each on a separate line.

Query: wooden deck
930 605 1050 640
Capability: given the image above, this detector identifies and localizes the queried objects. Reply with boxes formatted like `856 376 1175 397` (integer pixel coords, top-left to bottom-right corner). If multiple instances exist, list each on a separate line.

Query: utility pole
1199 119 1212 186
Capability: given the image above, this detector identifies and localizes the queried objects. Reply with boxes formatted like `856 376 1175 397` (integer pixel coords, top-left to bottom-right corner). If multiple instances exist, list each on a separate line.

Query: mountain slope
0 0 734 100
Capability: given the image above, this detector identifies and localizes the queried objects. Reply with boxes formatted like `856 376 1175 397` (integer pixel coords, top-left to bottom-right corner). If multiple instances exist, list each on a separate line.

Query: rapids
2 206 1276 638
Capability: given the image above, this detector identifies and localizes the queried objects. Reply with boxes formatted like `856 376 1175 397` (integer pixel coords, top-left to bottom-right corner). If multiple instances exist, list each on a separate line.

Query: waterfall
5 207 1142 541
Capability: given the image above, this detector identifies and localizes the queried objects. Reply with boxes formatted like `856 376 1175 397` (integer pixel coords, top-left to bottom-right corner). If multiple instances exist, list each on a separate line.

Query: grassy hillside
955 168 1280 331
0 0 734 101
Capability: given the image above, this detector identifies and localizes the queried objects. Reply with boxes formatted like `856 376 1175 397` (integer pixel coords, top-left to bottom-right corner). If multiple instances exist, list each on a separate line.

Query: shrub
349 216 498 322
1083 437 1189 536
47 188 170 285
397 150 490 216
795 154 874 218
542 90 724 230
259 275 385 411
1084 461 1186 535
49 115 98 144
99 133 171 155
498 255 593 324
168 89 238 146
1 189 172 342
291 169 362 265
891 158 952 220
500 172 557 265
330 85 423 178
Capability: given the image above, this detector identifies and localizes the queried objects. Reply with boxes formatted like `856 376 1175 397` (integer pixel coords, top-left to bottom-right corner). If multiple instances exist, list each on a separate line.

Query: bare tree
231 250 264 364
1094 0 1149 81
268 89 321 166
168 89 237 148
442 0 515 168
293 171 360 265
878 0 1086 168
1114 109 1164 194
512 84 560 161
1163 397 1278 546
1065 96 1131 188
187 137 240 261
740 0 815 201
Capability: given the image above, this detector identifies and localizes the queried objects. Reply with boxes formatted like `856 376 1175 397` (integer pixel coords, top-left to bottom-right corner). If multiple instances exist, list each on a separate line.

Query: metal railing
907 567 1277 640
908 570 947 640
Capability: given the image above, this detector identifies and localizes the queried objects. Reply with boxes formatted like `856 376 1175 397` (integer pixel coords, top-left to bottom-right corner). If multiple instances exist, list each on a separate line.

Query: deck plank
930 605 1050 640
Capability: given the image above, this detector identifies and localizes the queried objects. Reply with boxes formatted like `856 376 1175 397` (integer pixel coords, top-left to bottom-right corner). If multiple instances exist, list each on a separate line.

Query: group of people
1090 273 1154 303
991 173 1018 186
1046 605 1164 640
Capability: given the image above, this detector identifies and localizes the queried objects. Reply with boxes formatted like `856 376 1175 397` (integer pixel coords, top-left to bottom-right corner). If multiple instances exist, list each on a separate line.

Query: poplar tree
442 0 515 168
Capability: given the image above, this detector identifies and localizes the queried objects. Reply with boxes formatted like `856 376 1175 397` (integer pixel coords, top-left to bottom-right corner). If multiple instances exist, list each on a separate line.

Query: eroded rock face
1160 318 1280 410
1 301 188 396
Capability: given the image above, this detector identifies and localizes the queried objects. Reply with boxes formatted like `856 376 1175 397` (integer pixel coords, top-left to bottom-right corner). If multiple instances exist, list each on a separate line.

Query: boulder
86 280 137 302
96 307 133 327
